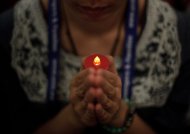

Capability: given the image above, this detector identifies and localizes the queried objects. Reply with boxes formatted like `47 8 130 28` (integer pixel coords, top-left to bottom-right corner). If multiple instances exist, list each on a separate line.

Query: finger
95 75 117 99
74 101 96 127
95 103 112 124
75 83 90 99
106 56 117 74
84 87 96 103
96 89 118 114
71 68 95 88
71 70 89 87
97 69 122 88
98 69 122 99
70 87 96 106
82 103 97 126
70 87 93 105
74 100 87 116
72 72 96 102
86 103 96 120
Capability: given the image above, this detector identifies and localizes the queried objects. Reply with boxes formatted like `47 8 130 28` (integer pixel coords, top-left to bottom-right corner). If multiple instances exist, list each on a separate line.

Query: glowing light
93 56 101 66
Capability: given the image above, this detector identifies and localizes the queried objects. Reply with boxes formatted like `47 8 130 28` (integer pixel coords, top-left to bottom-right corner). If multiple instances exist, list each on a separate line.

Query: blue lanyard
47 0 138 101
47 0 60 102
122 0 138 100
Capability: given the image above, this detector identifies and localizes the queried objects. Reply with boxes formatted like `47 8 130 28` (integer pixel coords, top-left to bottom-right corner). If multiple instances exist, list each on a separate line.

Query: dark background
0 0 190 14
0 0 17 13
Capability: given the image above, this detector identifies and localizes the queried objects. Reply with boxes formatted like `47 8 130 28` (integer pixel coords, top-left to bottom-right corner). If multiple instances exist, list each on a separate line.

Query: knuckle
109 77 116 84
98 110 108 121
76 89 85 98
108 90 115 98
105 101 113 112
113 103 119 113
102 81 108 90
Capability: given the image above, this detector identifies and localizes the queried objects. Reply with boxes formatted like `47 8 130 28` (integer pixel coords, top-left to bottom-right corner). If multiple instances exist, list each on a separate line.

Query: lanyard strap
47 0 60 102
122 0 138 100
47 0 138 101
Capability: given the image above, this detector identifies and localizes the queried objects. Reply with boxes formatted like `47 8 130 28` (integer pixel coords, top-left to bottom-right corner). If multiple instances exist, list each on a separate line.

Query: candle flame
93 56 101 66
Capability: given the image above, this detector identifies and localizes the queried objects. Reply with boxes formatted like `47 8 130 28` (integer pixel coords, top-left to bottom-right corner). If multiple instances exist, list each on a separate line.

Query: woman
0 0 189 133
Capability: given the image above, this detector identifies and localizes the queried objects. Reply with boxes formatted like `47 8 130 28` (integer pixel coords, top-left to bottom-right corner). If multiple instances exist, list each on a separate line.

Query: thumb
106 56 117 74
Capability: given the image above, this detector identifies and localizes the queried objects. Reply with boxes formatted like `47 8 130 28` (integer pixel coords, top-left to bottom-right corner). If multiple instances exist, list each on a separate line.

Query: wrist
67 104 86 130
102 99 136 134
110 100 128 127
35 104 86 134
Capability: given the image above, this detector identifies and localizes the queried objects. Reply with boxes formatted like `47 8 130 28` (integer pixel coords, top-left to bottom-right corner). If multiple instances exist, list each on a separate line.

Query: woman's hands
94 56 125 126
69 68 97 127
69 56 128 129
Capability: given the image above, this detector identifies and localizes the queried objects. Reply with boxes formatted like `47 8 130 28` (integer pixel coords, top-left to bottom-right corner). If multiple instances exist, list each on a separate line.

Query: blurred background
0 0 17 13
0 0 190 14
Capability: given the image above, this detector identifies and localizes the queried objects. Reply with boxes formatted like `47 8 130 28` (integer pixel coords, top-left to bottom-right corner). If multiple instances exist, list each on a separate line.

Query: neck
41 0 146 56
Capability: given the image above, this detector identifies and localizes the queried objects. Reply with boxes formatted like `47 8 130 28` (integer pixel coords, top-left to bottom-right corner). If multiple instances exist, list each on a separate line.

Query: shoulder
146 0 179 47
149 0 176 17
147 0 178 33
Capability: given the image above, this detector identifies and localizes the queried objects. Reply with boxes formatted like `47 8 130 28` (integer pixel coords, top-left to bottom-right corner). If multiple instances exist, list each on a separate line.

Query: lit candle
84 54 110 70
93 56 101 66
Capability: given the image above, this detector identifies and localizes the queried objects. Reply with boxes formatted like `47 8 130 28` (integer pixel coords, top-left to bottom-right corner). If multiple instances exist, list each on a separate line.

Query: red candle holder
84 54 110 70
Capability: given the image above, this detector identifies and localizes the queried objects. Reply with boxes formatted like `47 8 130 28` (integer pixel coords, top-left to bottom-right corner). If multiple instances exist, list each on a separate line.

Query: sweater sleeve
136 11 190 134
0 9 63 134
